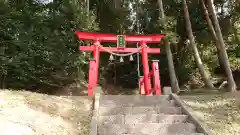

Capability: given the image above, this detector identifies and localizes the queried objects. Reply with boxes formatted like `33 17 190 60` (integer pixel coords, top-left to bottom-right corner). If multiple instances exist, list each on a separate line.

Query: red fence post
88 59 97 96
139 76 145 95
141 42 152 95
152 60 161 95
93 41 100 88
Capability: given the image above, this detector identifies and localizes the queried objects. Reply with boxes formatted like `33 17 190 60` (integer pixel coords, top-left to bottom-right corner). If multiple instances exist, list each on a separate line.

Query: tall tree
199 0 224 68
157 0 180 93
85 0 89 16
207 0 237 92
182 0 214 88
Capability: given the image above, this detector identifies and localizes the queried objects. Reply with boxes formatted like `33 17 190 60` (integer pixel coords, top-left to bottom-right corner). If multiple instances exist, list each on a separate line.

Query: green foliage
0 0 98 91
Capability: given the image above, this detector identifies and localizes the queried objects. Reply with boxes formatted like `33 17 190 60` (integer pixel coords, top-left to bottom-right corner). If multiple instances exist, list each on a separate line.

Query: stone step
98 123 197 135
161 133 204 135
100 95 170 102
99 95 173 107
100 99 176 107
113 133 204 135
99 106 182 116
99 114 188 124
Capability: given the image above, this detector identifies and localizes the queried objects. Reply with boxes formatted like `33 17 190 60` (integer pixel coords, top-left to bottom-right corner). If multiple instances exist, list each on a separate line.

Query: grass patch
0 89 93 135
181 91 240 135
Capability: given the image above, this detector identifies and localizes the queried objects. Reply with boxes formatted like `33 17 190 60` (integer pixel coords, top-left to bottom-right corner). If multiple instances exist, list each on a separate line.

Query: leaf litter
0 89 92 135
181 92 240 135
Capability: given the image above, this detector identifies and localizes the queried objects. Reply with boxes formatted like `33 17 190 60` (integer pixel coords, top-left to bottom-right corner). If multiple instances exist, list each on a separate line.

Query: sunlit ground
181 92 240 135
1 89 240 135
0 90 92 135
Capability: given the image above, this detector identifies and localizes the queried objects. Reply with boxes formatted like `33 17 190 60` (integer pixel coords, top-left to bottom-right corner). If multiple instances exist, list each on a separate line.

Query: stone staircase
90 89 214 135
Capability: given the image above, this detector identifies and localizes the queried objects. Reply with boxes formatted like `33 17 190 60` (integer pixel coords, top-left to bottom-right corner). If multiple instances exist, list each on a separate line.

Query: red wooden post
139 76 145 95
152 60 161 95
93 41 100 88
141 42 152 95
148 71 153 77
88 59 97 96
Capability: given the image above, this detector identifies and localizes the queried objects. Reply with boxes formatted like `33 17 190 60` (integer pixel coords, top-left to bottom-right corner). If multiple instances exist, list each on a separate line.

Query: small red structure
75 31 165 96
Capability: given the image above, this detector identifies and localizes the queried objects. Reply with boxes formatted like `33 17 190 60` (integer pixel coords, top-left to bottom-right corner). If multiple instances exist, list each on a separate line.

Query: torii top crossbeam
75 31 165 44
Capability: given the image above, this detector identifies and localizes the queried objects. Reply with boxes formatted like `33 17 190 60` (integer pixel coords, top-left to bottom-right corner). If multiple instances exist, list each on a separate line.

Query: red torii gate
75 31 165 96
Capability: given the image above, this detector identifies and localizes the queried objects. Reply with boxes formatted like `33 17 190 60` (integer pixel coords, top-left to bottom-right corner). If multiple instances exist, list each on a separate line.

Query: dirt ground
1 88 240 135
0 89 93 135
181 91 240 135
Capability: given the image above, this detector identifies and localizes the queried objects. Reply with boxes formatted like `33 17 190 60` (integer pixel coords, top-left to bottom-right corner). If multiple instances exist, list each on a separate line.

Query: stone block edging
89 93 100 135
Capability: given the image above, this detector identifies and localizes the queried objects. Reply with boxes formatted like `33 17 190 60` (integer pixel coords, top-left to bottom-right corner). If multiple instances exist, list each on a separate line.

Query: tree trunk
165 41 181 93
207 0 237 92
199 0 224 69
183 0 214 89
85 0 89 16
0 73 3 89
0 73 6 89
157 0 180 93
157 0 165 19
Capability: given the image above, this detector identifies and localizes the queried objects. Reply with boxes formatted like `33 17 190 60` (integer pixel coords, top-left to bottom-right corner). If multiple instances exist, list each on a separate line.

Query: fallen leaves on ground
0 89 92 135
181 92 240 135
